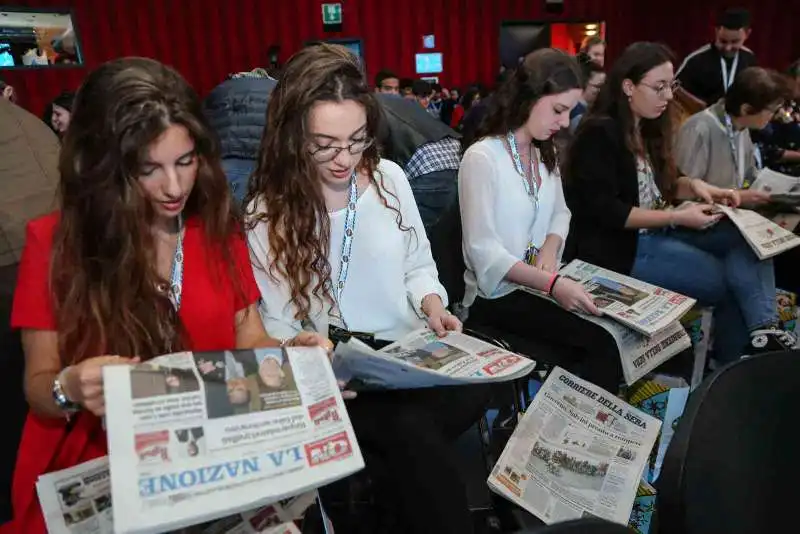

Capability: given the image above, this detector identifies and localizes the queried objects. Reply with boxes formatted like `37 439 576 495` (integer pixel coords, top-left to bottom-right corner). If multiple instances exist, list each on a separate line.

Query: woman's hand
62 355 140 416
689 178 740 207
422 294 461 337
738 188 772 206
551 278 601 316
673 203 723 230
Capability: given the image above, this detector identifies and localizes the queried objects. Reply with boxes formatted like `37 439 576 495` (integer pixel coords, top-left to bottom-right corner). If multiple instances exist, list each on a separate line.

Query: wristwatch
52 369 81 414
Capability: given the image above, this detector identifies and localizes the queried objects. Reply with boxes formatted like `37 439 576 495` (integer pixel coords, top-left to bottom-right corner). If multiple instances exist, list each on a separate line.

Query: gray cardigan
675 102 757 189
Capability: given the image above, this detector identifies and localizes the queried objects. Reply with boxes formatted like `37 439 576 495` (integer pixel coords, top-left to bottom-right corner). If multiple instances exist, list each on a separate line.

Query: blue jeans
408 170 458 229
631 220 777 363
221 158 256 207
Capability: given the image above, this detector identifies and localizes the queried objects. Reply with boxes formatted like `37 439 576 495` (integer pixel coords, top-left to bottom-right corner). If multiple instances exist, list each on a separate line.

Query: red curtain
3 0 797 115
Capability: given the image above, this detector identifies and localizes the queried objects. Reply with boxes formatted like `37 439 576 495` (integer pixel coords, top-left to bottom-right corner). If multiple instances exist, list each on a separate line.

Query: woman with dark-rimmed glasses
245 43 488 534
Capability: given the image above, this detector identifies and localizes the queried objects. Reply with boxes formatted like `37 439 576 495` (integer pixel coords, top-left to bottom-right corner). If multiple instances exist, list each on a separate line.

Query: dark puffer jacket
203 77 277 160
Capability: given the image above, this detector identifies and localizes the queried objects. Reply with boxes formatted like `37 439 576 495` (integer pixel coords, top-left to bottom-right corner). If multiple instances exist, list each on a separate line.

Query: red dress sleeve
12 214 58 330
231 231 260 312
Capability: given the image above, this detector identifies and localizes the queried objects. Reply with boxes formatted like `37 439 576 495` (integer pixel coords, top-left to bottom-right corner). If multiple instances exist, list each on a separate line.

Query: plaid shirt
404 137 462 179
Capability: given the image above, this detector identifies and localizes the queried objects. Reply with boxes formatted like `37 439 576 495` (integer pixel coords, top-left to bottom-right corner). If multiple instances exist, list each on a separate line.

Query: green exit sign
322 3 342 25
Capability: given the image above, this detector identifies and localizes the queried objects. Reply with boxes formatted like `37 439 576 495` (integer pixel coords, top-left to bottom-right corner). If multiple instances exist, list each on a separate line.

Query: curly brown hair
53 57 239 364
245 44 407 322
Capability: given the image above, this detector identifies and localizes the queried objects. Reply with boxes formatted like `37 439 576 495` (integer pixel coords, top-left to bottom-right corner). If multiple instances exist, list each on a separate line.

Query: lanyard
720 52 739 93
168 216 185 311
721 112 747 188
330 173 358 328
506 131 541 213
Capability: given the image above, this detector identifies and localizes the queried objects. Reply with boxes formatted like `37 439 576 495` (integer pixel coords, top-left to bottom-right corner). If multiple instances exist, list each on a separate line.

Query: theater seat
657 350 800 534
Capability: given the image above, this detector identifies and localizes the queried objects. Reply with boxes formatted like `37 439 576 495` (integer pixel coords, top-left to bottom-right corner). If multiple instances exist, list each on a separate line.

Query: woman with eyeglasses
245 44 487 534
564 42 793 362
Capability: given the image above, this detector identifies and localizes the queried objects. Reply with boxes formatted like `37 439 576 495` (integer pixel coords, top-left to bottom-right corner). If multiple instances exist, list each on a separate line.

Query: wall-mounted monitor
0 7 82 69
415 53 442 74
305 38 364 67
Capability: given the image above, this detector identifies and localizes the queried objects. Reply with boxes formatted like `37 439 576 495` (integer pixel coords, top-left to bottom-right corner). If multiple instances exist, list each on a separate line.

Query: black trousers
321 384 490 534
467 291 623 392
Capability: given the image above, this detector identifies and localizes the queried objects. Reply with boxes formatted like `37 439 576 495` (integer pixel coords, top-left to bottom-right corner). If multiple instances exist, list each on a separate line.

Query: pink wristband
544 271 558 294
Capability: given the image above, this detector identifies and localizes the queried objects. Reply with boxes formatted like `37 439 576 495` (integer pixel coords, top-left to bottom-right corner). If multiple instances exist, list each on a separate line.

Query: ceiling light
585 29 598 36
585 24 598 30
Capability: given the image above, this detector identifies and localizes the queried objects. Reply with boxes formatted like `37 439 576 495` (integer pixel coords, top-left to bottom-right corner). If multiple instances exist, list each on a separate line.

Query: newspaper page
750 168 800 195
488 367 660 525
558 260 696 337
36 457 112 534
717 204 800 259
36 454 314 534
334 329 536 389
103 347 364 534
772 212 800 232
579 316 691 385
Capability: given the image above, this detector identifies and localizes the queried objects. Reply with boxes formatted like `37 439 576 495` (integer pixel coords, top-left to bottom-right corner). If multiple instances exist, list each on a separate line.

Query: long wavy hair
469 48 583 173
574 42 678 200
245 44 404 322
53 57 238 364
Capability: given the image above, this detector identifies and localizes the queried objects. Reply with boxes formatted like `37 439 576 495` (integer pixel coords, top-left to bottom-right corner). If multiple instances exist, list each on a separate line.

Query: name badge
524 243 540 266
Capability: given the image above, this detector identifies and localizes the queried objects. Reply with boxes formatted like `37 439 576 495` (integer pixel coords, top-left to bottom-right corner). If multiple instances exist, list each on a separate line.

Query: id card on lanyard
721 111 748 188
506 132 542 265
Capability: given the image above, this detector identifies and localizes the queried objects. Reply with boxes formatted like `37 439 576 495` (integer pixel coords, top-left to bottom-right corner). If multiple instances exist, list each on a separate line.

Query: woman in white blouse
460 48 622 390
244 44 486 534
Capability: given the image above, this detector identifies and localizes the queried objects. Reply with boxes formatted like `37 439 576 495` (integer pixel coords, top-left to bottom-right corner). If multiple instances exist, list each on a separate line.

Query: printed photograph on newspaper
335 329 536 389
36 457 113 534
558 260 696 337
488 367 660 526
103 346 364 534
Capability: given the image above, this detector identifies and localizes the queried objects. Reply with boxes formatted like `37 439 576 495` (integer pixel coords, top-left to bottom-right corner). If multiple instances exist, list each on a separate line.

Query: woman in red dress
6 57 328 533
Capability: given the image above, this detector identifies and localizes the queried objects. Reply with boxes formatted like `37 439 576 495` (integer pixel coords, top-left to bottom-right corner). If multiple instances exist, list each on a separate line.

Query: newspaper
579 316 691 385
334 329 536 389
488 367 660 525
36 455 315 534
102 347 364 534
556 260 696 337
750 168 800 195
36 457 112 534
716 204 800 259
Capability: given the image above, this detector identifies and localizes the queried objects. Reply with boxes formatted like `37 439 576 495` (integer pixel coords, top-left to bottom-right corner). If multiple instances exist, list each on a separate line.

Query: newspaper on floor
488 367 660 526
545 260 696 337
334 329 536 389
750 168 800 195
580 315 691 385
36 454 315 534
716 204 800 259
101 346 364 534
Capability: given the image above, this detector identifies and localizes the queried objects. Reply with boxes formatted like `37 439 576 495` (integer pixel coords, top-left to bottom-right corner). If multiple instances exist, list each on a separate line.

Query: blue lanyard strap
331 173 358 327
168 215 185 311
722 112 746 188
506 131 540 213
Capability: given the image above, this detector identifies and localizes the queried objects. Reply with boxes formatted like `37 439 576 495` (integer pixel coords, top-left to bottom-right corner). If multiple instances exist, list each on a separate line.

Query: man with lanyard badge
676 8 757 108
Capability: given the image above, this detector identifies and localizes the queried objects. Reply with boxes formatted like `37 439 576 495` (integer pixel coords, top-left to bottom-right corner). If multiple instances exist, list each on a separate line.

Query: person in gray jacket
204 69 277 205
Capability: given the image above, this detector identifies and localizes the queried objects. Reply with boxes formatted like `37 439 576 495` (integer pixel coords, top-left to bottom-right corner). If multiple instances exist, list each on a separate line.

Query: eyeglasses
639 79 681 98
309 138 374 162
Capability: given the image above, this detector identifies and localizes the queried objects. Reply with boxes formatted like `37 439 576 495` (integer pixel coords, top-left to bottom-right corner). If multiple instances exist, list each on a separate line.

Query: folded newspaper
98 346 363 534
334 329 536 389
528 260 696 337
750 168 800 196
36 455 316 534
716 204 800 260
488 367 660 525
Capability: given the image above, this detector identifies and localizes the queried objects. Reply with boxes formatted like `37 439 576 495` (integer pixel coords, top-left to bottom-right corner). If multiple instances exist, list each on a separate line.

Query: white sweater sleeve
380 162 448 316
246 217 304 340
548 168 571 242
459 148 520 296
